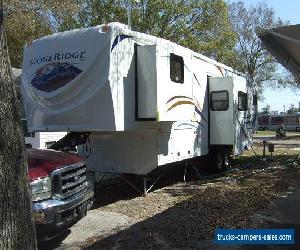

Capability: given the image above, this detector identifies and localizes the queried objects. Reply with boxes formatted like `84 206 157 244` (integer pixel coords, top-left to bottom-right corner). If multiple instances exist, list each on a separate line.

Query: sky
232 0 300 112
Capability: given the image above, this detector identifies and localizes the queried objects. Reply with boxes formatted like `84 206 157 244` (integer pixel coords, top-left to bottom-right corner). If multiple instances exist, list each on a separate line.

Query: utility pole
127 0 139 30
127 0 132 29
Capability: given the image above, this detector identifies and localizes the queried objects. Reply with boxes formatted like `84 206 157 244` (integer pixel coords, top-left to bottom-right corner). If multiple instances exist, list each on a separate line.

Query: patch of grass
232 146 300 169
254 130 300 137
255 130 275 136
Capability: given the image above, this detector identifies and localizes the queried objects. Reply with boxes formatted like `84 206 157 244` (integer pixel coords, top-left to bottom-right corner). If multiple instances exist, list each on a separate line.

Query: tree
129 0 236 63
55 0 237 63
261 104 270 114
287 104 298 114
4 0 78 67
228 1 294 92
0 1 37 248
4 0 236 69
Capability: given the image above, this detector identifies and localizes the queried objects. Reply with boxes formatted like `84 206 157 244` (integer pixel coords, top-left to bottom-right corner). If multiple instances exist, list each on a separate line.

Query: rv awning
256 24 300 81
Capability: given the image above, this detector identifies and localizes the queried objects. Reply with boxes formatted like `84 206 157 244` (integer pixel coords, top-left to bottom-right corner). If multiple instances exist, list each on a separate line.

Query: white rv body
21 23 257 176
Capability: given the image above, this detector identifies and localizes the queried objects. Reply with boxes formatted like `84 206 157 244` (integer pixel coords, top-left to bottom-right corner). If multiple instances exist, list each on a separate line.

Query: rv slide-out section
209 77 254 155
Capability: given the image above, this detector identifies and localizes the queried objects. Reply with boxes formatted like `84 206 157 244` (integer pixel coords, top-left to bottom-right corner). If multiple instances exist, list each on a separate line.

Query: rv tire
211 152 230 172
213 153 224 172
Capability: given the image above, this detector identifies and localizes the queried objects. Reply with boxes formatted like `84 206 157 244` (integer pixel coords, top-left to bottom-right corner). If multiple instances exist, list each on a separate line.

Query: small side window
238 91 248 111
170 53 184 83
253 94 257 105
210 91 229 111
21 119 30 137
19 99 26 119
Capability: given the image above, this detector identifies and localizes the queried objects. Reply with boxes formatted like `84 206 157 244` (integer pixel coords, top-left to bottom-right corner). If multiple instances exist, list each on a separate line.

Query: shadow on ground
39 150 300 249
83 171 300 249
91 156 219 209
82 151 300 249
83 189 256 249
38 230 71 250
83 188 300 249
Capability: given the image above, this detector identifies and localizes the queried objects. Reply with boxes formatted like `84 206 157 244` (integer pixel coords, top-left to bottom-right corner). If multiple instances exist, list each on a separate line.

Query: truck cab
27 148 94 240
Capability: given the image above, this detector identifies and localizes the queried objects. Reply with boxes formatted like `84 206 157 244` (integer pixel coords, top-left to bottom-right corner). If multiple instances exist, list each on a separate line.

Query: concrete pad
251 188 300 247
57 210 133 249
251 191 300 248
252 191 300 225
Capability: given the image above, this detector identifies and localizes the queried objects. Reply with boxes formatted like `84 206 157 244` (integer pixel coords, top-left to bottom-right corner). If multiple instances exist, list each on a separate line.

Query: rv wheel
223 154 231 169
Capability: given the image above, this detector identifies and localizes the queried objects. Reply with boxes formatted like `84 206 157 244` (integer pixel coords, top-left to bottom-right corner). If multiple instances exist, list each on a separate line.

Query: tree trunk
0 2 37 249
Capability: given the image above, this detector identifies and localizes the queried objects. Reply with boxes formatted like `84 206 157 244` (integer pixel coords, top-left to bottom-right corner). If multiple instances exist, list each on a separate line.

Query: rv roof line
193 54 243 77
106 22 244 77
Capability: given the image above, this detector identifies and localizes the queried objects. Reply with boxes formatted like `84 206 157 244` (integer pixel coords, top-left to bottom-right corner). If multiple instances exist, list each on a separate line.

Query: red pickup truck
27 148 94 240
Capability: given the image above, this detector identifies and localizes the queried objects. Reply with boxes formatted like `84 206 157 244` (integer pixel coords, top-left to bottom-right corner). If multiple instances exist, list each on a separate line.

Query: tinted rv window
238 91 247 111
170 53 184 83
19 99 34 137
210 91 229 111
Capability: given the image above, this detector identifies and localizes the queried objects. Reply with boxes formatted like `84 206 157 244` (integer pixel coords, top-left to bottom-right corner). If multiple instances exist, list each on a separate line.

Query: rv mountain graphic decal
31 62 82 92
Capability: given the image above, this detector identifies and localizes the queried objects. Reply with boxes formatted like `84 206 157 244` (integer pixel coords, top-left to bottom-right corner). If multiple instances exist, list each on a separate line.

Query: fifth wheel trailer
21 23 257 187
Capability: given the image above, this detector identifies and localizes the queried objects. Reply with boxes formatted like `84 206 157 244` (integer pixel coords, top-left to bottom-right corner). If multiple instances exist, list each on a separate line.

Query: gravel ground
76 147 300 249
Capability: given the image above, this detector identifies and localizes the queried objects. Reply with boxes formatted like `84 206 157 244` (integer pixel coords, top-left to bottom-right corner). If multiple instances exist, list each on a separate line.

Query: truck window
19 99 35 137
21 119 35 137
210 90 229 111
238 91 247 111
170 53 184 83
253 94 257 105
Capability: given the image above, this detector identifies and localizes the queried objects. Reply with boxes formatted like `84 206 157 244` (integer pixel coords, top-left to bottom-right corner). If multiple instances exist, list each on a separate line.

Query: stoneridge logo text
30 51 86 66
